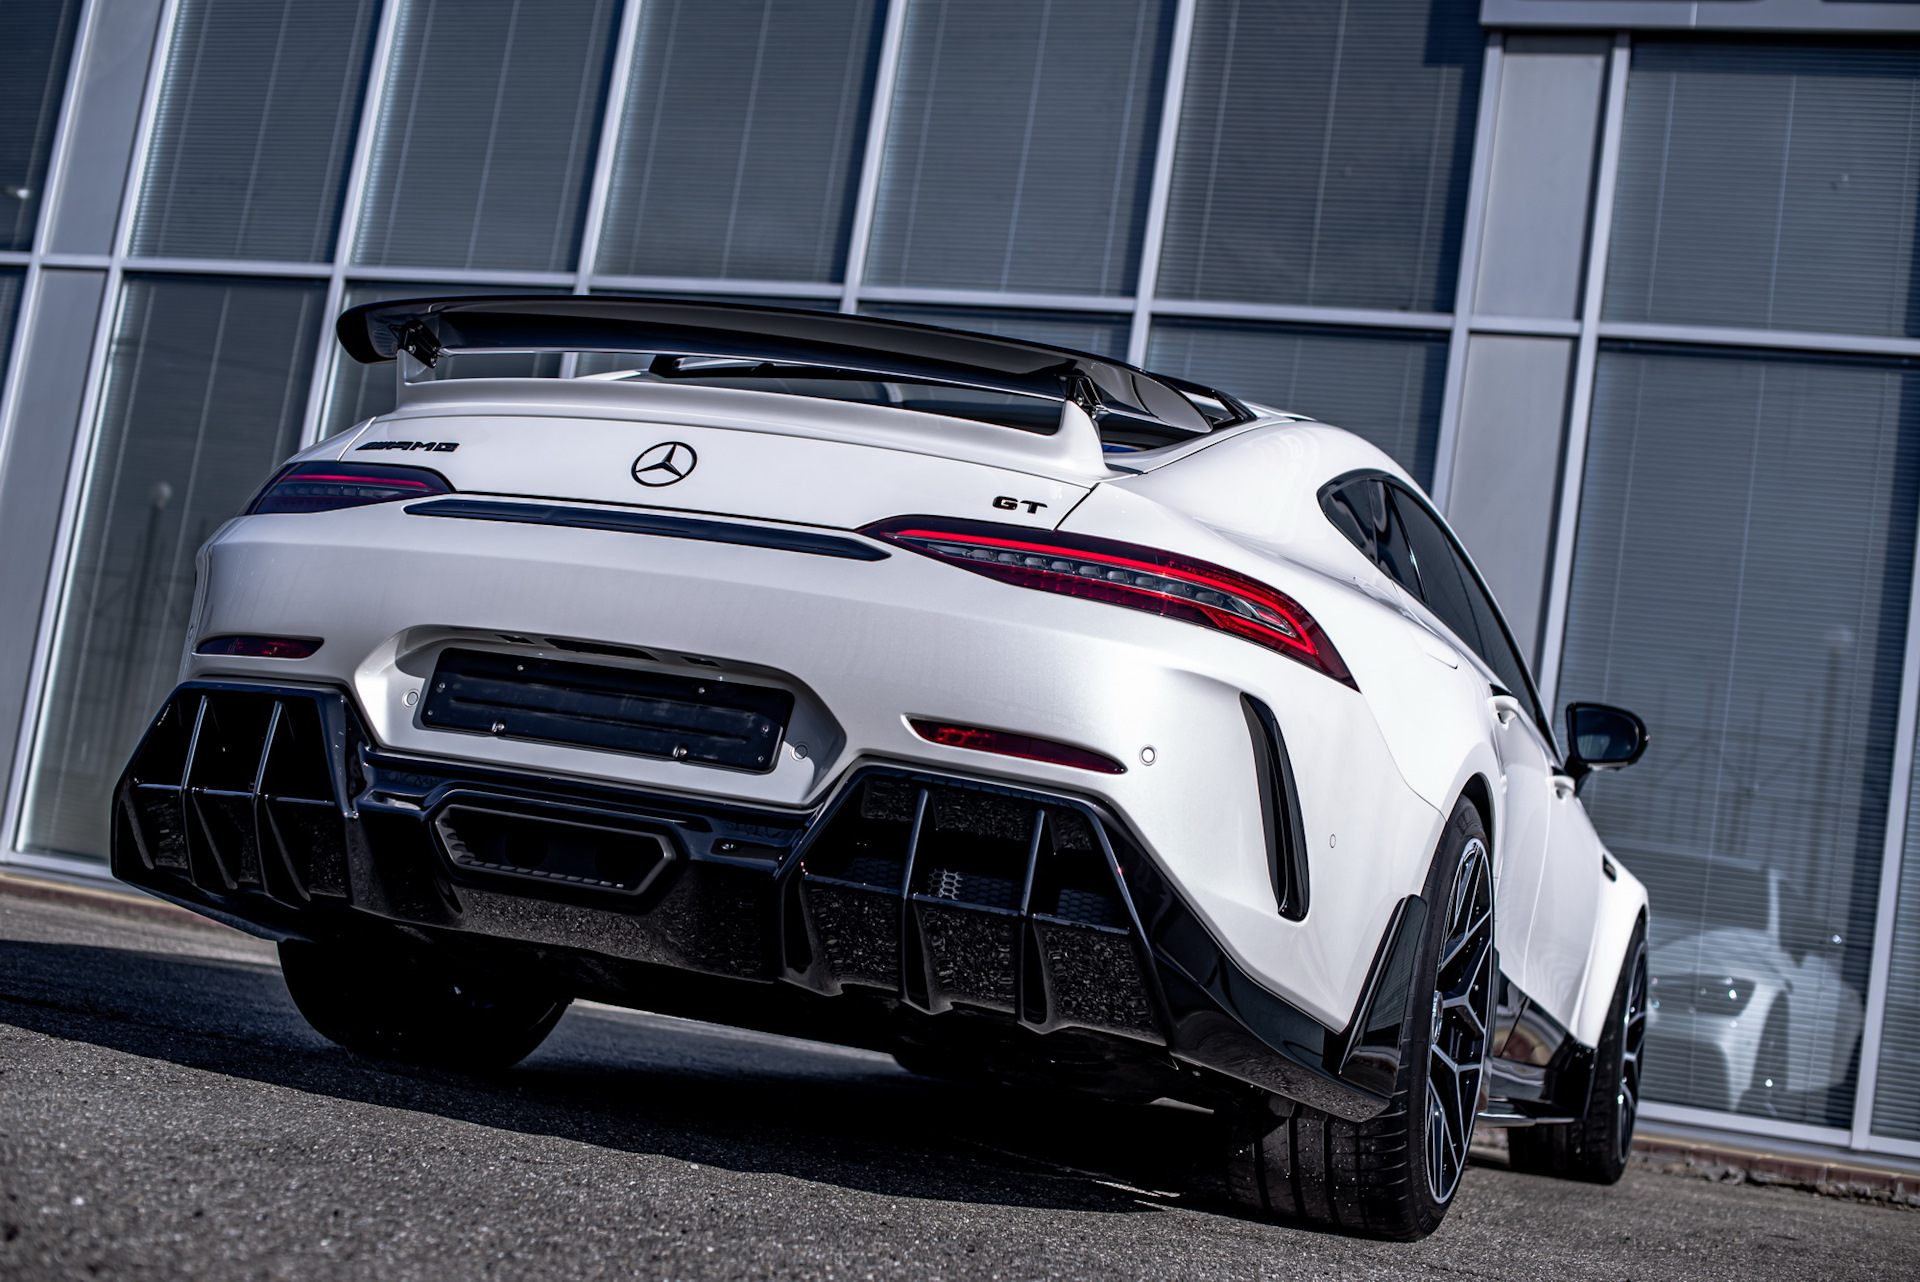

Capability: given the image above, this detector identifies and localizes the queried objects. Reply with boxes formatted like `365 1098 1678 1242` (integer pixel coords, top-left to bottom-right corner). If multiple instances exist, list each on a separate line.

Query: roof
335 295 1251 441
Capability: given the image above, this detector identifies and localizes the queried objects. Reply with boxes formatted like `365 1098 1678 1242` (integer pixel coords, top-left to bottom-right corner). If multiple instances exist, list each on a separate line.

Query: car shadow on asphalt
0 937 1223 1218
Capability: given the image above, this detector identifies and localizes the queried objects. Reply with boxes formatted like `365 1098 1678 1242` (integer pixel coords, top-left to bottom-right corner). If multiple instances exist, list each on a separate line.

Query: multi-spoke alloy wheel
1614 938 1648 1164
1424 835 1495 1203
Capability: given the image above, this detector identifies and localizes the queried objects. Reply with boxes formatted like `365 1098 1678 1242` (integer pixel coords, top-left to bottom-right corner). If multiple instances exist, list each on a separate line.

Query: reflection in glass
597 0 882 282
0 0 82 251
864 0 1172 296
1606 44 1920 340
1147 320 1446 486
1156 0 1483 311
23 276 324 862
1557 346 1919 1127
354 0 617 271
133 0 377 261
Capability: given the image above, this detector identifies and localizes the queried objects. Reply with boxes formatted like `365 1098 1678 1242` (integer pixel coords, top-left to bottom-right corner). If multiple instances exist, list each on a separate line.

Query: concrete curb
1629 1135 1920 1207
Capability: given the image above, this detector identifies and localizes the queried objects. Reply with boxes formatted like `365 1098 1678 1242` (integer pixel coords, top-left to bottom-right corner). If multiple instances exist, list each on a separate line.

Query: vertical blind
355 0 618 272
1558 345 1916 1128
23 275 324 862
133 0 377 262
859 304 1130 359
1156 0 1483 312
864 0 1173 296
597 0 882 283
1147 320 1447 484
1607 44 1920 339
0 0 81 251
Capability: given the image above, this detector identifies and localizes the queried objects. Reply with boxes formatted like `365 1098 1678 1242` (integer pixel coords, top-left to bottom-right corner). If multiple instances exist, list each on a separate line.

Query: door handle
1551 773 1577 800
1489 694 1523 726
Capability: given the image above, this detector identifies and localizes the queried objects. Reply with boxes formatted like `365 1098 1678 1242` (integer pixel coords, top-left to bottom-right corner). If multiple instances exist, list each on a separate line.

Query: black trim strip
404 498 888 562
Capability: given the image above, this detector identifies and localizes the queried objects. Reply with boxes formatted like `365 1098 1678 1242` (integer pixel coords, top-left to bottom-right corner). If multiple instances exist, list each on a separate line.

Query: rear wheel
1509 923 1647 1183
1218 798 1495 1239
280 936 568 1071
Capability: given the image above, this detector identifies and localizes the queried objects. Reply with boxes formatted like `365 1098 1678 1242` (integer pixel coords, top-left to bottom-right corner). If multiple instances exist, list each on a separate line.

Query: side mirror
1564 702 1648 783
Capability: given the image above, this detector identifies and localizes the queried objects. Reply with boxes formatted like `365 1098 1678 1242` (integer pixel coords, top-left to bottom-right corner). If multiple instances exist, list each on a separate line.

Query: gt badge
632 441 698 487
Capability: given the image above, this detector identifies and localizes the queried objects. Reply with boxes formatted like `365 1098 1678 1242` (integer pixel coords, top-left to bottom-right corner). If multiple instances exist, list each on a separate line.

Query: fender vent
1243 695 1310 920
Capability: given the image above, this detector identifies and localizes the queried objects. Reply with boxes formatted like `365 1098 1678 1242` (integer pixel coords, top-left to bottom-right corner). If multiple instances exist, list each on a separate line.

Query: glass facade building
2 0 1919 1160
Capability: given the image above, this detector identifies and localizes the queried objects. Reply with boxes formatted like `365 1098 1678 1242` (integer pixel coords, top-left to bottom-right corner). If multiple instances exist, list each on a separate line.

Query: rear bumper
113 679 1390 1121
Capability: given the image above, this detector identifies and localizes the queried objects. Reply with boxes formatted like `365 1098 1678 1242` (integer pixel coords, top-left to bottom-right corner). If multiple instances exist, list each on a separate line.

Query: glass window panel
597 0 882 283
132 0 377 262
0 0 82 251
1156 0 1484 312
863 0 1173 296
0 268 21 394
1606 44 1920 339
23 275 325 863
860 304 1131 359
1557 345 1916 1127
1147 319 1446 485
354 0 618 272
323 283 569 436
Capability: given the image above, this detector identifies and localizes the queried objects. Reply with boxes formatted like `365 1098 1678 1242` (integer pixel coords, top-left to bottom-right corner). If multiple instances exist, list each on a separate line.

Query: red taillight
195 635 322 658
865 516 1356 688
909 719 1125 774
247 462 451 514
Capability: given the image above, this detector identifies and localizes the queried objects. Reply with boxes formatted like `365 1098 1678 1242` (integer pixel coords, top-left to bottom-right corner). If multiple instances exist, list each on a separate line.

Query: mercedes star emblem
632 440 698 487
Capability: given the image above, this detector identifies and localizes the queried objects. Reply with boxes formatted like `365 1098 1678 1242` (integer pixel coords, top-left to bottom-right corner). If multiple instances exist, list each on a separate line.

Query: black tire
1509 921 1647 1183
280 936 569 1071
1218 798 1495 1240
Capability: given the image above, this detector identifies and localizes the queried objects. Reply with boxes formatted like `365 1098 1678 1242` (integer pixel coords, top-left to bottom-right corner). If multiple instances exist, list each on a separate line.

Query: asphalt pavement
1 889 1914 1281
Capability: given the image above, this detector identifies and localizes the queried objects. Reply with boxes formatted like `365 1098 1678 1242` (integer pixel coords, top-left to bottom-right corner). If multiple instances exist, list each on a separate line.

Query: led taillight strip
864 517 1356 689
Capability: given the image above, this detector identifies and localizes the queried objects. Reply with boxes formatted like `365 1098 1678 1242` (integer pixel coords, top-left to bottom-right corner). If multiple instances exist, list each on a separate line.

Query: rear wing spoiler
335 295 1252 442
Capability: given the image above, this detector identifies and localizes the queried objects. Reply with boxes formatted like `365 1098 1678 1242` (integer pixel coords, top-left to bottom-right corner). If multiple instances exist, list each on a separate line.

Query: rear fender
1571 852 1649 1048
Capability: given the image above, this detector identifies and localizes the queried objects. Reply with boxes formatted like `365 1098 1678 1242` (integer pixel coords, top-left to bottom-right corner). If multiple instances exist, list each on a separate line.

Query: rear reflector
866 517 1356 688
195 635 323 659
247 462 451 514
909 719 1125 774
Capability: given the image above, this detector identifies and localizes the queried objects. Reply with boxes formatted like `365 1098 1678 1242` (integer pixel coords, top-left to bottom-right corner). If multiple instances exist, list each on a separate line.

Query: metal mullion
1427 34 1504 513
1596 320 1920 360
1849 455 1920 1147
343 263 577 288
838 0 909 315
557 0 644 380
1146 297 1452 330
120 256 333 278
855 284 1138 313
300 0 404 448
1126 0 1197 368
1535 33 1629 717
587 273 843 299
572 0 642 296
4 0 181 862
0 0 103 506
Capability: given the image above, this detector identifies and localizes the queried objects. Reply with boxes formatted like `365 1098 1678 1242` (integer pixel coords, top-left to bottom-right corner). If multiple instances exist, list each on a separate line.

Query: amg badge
357 440 459 452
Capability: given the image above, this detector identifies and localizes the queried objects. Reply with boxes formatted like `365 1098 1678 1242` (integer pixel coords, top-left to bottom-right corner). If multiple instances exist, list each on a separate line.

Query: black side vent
422 647 793 772
1242 695 1310 920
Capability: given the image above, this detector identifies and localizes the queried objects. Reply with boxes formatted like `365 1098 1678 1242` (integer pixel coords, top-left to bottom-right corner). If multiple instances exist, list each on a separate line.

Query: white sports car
112 298 1652 1239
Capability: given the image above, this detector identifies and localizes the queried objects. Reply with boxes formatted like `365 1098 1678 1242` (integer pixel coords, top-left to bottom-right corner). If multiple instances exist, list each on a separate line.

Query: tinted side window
1387 483 1543 727
1322 477 1421 594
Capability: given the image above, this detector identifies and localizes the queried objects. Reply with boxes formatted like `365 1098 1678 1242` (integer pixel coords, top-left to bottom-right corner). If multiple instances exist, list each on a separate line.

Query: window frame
1319 468 1556 749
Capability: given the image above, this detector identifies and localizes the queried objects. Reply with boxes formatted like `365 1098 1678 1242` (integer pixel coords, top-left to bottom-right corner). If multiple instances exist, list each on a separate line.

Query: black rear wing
335 295 1251 439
